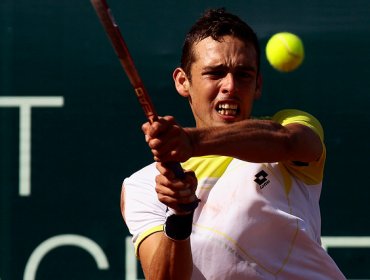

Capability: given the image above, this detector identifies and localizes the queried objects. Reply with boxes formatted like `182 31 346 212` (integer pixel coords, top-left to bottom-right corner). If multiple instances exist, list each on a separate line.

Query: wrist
184 128 198 157
164 209 194 241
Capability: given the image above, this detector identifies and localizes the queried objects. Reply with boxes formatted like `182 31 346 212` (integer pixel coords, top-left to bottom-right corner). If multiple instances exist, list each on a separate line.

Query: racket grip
166 161 186 179
165 161 200 212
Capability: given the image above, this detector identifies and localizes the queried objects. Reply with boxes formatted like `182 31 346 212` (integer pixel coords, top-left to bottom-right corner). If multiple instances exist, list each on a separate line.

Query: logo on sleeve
254 170 270 189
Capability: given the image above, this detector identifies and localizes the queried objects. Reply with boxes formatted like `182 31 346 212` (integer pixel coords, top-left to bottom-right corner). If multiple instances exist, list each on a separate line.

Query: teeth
219 103 237 109
217 103 238 116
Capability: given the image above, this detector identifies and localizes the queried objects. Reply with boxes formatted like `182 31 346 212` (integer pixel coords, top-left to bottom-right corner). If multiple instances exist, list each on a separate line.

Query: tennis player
121 8 346 280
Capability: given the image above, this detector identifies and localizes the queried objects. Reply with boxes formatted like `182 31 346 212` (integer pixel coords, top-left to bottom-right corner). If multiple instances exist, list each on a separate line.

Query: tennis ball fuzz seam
266 32 305 72
276 34 301 58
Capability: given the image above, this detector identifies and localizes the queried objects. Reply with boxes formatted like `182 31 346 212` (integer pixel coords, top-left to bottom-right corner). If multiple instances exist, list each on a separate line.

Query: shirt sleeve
272 109 326 185
123 163 167 256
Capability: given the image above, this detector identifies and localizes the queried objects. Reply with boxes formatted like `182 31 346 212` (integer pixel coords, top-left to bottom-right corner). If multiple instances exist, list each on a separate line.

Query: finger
141 122 151 133
156 162 176 180
141 121 160 141
150 116 179 137
161 115 176 124
141 122 151 143
148 117 173 138
150 139 181 162
157 193 198 209
147 121 180 147
156 165 197 190
155 184 192 199
155 173 195 198
178 188 192 196
155 173 191 192
184 170 198 189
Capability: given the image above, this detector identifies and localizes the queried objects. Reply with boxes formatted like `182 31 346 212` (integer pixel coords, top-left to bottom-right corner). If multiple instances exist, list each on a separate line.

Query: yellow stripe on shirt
272 109 326 185
134 225 164 257
181 156 233 180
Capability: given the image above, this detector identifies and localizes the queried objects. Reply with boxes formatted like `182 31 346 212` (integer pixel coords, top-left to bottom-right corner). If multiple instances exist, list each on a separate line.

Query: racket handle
165 161 186 179
165 161 200 212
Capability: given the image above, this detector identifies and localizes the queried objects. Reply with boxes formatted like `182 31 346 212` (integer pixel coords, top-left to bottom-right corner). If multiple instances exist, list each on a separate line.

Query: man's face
183 35 261 128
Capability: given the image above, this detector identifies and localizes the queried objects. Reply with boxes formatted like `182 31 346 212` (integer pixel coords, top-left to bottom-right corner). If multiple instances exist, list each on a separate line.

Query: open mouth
216 102 239 116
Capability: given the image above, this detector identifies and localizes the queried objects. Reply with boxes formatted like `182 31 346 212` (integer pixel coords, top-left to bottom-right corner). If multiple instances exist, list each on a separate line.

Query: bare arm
188 119 323 163
139 232 192 280
122 162 197 280
144 116 323 164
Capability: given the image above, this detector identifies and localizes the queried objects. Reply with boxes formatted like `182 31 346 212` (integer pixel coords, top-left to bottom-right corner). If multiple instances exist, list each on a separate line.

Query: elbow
285 125 324 163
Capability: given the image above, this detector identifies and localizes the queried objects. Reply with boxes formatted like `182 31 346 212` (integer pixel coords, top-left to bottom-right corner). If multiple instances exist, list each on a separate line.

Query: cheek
189 94 215 121
190 96 207 112
242 98 256 116
190 84 215 106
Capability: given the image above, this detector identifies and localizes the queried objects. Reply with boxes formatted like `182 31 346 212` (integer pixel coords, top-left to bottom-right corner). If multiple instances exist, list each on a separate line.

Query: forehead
192 36 258 68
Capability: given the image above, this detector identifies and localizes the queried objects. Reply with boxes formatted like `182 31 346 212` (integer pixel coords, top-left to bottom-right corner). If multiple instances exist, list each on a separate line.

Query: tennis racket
90 0 198 212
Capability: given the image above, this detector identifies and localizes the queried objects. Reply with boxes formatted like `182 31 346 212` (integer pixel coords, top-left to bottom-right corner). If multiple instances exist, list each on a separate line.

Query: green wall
1 0 370 279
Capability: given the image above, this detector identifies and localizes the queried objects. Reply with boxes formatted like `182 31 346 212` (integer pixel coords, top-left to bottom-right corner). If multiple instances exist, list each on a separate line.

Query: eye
205 70 226 79
236 70 253 79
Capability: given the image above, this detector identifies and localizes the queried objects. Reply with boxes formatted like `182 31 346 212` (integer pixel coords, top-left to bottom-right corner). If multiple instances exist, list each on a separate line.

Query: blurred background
1 0 370 279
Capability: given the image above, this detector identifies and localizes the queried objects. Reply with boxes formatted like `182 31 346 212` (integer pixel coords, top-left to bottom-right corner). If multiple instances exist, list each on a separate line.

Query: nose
220 73 236 95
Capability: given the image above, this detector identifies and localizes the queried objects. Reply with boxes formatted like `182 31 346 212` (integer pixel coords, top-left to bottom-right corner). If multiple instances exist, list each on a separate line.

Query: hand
155 162 198 214
142 116 193 163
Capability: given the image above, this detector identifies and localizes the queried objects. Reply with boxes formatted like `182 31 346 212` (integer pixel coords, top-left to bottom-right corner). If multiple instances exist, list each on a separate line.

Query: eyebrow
202 64 257 72
201 65 225 73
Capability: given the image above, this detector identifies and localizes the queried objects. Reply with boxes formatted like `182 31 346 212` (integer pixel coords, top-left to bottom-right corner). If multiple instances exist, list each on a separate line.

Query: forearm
188 119 294 163
142 233 193 280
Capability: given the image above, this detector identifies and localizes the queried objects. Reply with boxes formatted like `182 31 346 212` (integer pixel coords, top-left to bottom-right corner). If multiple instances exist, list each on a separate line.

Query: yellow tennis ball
266 32 305 72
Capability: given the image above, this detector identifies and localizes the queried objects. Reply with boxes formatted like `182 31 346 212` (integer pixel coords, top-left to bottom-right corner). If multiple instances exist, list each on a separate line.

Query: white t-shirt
123 109 346 280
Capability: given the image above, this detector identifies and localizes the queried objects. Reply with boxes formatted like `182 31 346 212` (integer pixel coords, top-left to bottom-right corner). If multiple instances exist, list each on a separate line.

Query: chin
216 113 243 123
209 117 238 127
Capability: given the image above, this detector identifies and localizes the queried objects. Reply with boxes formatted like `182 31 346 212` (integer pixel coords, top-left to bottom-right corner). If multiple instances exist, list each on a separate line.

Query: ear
173 67 190 97
254 73 263 100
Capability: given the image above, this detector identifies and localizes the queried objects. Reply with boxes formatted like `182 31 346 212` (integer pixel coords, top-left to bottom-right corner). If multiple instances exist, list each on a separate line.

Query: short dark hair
181 8 260 81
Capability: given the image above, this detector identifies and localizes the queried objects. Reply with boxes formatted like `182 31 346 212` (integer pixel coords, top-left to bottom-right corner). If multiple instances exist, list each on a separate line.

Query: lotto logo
254 170 270 189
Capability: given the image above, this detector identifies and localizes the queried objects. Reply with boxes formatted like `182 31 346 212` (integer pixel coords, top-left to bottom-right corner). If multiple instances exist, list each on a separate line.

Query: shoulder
123 162 159 211
122 162 167 249
272 110 326 185
124 162 158 185
272 109 324 141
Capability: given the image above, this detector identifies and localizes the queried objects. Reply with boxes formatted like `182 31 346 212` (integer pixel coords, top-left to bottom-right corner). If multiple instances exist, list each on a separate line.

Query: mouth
215 101 240 117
